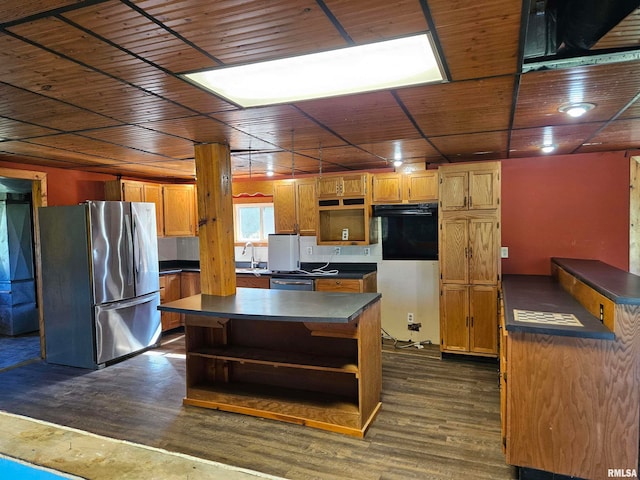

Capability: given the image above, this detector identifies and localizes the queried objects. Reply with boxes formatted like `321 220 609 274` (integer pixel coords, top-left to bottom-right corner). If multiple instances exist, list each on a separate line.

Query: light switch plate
501 246 509 258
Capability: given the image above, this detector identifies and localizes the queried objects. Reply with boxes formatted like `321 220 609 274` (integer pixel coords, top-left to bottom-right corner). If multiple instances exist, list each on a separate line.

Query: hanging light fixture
393 151 403 168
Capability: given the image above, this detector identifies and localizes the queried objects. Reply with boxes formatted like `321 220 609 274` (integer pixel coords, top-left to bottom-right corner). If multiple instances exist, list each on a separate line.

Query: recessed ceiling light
183 34 445 107
393 159 403 167
266 170 274 177
558 102 596 118
541 144 556 153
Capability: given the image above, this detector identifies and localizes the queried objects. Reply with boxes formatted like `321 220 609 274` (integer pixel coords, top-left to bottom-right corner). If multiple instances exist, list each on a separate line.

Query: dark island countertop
158 287 381 323
552 257 640 305
502 275 614 339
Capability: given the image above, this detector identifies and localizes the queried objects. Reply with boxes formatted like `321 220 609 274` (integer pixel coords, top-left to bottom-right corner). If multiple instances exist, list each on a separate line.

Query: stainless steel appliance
267 234 300 272
270 277 314 291
39 201 160 369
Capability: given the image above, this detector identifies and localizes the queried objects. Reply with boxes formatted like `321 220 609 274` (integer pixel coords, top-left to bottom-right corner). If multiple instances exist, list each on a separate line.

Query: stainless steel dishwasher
270 277 315 291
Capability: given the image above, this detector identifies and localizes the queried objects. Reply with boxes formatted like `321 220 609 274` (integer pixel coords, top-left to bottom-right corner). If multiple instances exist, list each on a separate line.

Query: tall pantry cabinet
438 161 501 357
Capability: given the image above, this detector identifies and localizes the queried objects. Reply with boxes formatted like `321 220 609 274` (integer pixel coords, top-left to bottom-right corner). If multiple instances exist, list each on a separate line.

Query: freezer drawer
95 292 161 365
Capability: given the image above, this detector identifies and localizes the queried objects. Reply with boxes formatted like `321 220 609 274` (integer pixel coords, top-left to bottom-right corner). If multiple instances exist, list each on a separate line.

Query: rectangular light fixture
183 33 444 108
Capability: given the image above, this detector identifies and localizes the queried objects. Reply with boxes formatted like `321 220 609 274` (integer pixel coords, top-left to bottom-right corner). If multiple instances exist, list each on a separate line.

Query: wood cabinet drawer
236 275 270 289
315 278 362 292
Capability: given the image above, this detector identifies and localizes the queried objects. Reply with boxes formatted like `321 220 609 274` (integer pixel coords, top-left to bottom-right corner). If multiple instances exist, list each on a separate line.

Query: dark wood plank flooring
0 331 517 480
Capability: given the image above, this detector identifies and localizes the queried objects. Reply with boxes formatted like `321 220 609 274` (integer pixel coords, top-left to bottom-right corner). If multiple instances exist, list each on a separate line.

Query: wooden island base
160 289 382 438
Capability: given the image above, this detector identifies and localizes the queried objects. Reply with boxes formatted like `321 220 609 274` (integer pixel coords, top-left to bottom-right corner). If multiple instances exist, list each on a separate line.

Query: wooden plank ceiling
0 0 639 180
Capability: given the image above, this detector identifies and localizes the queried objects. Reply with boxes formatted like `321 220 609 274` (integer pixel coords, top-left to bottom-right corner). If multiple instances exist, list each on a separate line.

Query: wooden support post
194 143 236 296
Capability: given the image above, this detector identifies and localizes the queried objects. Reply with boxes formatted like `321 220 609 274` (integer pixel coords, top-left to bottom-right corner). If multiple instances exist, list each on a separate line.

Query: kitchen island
500 258 639 479
158 288 382 437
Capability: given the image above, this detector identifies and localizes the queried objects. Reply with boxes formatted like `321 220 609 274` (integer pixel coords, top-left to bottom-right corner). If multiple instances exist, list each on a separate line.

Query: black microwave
373 204 438 261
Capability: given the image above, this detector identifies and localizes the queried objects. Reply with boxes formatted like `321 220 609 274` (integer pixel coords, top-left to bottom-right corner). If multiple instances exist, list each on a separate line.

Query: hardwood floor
0 331 517 480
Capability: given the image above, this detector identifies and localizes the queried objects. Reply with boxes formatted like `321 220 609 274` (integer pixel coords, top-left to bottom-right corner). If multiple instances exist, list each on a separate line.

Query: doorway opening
0 168 47 371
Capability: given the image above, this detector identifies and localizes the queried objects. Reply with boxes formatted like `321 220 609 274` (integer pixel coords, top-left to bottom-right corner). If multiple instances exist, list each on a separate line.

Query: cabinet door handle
466 316 469 327
469 195 473 207
469 246 473 258
464 247 468 258
463 196 467 207
471 316 474 327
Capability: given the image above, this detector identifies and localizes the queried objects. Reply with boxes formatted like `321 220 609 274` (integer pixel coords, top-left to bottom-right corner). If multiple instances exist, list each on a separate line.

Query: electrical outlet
407 312 414 323
408 322 421 331
501 246 509 258
341 228 349 240
334 247 341 255
363 247 370 256
306 246 313 255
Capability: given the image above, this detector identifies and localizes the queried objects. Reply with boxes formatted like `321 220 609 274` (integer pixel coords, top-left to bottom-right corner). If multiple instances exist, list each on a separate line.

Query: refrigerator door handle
132 217 140 278
124 213 134 287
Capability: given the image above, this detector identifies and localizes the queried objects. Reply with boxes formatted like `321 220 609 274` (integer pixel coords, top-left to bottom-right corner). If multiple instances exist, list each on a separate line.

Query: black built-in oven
373 203 438 261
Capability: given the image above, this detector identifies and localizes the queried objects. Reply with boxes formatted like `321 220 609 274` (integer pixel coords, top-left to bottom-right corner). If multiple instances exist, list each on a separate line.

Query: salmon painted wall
0 161 115 205
501 152 629 275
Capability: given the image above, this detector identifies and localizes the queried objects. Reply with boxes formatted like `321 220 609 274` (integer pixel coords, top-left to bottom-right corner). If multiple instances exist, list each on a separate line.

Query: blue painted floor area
0 456 77 479
0 332 40 370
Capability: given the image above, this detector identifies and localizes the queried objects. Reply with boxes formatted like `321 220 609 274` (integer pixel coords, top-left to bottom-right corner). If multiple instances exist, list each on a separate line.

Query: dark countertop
502 275 614 339
552 257 640 305
159 261 377 279
157 288 382 323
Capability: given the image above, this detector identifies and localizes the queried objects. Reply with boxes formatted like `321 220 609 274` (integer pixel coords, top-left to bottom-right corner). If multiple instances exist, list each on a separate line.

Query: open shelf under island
158 288 382 438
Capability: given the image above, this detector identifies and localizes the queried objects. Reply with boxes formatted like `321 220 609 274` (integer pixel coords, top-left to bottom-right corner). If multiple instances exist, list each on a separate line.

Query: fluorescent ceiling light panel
184 34 444 107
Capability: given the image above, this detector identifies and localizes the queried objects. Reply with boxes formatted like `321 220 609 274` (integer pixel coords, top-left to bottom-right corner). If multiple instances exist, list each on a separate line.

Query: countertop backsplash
158 235 382 263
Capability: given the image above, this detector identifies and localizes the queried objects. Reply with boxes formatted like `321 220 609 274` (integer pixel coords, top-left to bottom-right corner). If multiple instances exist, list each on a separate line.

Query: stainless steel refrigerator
39 201 161 369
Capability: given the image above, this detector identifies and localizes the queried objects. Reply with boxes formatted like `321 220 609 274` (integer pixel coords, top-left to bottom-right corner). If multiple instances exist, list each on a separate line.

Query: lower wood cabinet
159 273 181 331
236 275 270 289
180 271 201 297
180 271 201 324
315 273 377 293
440 284 497 356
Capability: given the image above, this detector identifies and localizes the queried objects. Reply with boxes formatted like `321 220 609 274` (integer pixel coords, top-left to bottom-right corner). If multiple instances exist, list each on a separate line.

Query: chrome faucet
242 241 257 269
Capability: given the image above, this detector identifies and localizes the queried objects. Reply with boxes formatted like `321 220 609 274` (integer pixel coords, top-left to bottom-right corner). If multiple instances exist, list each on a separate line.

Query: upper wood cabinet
440 215 499 285
273 179 316 236
143 183 164 236
371 171 438 204
316 173 376 245
105 179 164 236
317 173 368 199
406 170 438 202
371 173 402 203
439 162 500 211
163 184 197 237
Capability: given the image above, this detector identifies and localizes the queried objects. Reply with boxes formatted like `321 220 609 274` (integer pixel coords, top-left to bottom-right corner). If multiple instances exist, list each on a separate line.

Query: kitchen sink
235 268 271 276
